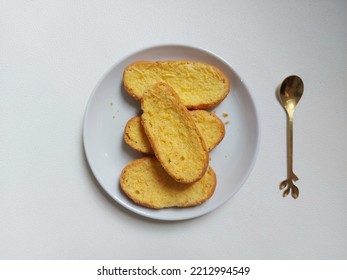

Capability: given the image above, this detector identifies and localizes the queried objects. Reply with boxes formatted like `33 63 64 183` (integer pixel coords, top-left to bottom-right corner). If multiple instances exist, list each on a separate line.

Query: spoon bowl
279 75 304 116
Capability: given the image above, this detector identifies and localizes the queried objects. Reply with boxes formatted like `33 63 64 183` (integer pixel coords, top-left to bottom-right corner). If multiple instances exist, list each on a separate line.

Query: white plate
83 45 259 221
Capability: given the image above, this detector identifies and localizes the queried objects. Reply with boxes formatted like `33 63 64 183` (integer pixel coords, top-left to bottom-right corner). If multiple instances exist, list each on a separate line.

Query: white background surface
1 0 346 259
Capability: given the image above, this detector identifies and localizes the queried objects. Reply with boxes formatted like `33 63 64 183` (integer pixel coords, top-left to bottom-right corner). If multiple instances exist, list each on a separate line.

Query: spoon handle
287 115 294 175
284 114 299 198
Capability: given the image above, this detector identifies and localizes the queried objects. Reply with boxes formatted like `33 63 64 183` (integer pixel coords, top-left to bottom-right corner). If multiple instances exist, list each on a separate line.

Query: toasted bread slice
123 60 230 109
141 83 209 183
124 116 152 154
120 157 216 209
189 110 225 152
124 110 225 154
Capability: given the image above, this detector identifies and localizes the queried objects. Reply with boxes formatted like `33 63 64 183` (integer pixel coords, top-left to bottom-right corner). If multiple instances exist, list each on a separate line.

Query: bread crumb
222 113 229 117
224 121 230 125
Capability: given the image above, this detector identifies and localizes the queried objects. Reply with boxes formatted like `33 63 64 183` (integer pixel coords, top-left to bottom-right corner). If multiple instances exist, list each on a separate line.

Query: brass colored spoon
278 75 304 198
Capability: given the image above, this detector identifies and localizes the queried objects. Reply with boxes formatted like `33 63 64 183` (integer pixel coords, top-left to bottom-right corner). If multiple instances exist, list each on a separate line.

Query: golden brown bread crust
141 83 209 183
120 157 217 209
123 60 230 109
124 110 225 154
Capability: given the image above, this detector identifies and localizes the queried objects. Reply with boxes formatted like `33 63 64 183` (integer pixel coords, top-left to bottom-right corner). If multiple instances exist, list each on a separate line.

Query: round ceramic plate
83 45 259 221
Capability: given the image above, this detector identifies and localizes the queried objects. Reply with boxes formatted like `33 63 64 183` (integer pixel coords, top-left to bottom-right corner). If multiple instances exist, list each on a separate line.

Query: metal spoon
278 75 304 198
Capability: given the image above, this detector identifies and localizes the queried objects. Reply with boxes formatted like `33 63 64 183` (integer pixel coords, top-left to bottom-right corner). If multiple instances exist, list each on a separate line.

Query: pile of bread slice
120 60 230 209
